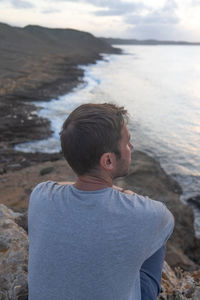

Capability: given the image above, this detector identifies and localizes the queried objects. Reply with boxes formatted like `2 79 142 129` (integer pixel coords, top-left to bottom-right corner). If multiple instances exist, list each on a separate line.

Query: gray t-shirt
28 181 174 300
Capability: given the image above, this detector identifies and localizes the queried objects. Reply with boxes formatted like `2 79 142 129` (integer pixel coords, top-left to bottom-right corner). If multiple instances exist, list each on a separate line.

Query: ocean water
15 45 200 236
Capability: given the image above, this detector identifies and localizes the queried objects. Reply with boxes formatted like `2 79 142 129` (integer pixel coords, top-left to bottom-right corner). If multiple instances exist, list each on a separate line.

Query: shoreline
0 52 120 173
0 22 121 172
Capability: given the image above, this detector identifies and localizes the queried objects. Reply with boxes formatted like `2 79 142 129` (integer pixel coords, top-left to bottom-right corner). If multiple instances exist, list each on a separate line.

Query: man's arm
113 186 173 299
140 245 166 300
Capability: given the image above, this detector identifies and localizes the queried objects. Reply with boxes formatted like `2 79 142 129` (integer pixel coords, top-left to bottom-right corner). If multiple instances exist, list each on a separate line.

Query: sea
15 45 200 237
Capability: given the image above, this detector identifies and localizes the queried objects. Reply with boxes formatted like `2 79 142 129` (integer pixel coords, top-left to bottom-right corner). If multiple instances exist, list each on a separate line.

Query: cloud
126 11 179 25
94 6 145 17
93 1 147 16
45 0 182 40
191 0 200 5
11 0 34 9
42 8 61 14
48 0 178 26
121 0 183 40
51 0 149 17
95 9 125 16
163 0 177 11
0 0 34 9
125 0 179 25
126 23 187 41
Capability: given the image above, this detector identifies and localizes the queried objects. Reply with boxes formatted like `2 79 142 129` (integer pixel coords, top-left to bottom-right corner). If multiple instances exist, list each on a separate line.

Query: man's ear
99 152 116 171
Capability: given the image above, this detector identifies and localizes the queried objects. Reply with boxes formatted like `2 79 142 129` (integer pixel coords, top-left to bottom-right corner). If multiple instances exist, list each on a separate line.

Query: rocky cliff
0 22 120 161
0 23 119 102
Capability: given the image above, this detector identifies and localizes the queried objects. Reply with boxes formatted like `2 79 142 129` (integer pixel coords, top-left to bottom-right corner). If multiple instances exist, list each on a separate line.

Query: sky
0 0 200 41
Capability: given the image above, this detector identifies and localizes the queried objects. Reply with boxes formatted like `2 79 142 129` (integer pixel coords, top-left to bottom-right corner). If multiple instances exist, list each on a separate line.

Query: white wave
14 55 113 153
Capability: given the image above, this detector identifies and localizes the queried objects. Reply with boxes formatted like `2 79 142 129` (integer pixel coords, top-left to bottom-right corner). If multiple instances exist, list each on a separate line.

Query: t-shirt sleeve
131 194 175 261
145 197 174 258
28 181 55 230
151 202 174 252
29 181 56 205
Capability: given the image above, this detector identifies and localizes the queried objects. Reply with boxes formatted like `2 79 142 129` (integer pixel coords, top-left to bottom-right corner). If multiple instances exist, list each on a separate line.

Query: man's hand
113 185 134 195
57 181 75 185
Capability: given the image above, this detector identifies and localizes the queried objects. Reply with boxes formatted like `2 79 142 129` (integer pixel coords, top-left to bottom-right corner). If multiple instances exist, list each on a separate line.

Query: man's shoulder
31 180 54 193
115 188 162 209
30 181 59 201
30 181 74 202
114 189 173 221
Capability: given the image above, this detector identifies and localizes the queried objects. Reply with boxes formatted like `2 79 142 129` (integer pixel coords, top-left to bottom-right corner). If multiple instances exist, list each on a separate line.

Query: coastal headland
0 23 200 299
0 22 120 172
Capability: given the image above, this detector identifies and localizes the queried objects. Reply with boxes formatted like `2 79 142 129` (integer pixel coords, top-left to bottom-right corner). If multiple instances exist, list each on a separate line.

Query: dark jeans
140 245 166 300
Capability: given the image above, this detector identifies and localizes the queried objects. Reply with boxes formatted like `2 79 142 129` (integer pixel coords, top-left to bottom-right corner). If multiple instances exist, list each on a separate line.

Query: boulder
0 204 28 300
159 262 200 299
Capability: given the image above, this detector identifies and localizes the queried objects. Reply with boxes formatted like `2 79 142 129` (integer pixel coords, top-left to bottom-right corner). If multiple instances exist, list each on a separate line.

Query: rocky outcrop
0 23 119 102
0 204 28 300
0 22 120 169
0 148 62 174
115 151 200 271
187 195 200 210
159 262 200 299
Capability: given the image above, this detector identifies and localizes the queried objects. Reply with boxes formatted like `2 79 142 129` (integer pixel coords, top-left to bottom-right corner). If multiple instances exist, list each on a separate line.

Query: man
28 103 174 300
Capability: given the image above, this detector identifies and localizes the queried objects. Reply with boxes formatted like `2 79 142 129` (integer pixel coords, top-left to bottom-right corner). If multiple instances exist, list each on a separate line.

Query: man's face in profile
113 124 133 178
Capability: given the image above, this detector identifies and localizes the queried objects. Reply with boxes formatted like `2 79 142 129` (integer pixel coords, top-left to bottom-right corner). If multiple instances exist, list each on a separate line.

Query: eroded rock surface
0 204 28 300
159 262 200 299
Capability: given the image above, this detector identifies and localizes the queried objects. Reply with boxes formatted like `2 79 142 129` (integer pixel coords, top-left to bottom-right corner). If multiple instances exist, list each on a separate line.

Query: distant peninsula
0 22 120 103
100 37 200 46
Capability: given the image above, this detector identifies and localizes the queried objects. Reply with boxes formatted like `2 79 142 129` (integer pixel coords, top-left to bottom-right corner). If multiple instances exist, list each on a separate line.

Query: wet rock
193 287 200 299
40 166 55 176
159 261 179 299
187 195 200 210
0 149 62 172
0 167 6 175
0 204 28 300
166 244 197 271
8 164 21 171
14 209 28 233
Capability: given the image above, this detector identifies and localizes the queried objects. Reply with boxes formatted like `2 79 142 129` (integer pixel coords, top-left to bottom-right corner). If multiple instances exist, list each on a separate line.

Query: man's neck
74 173 113 191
